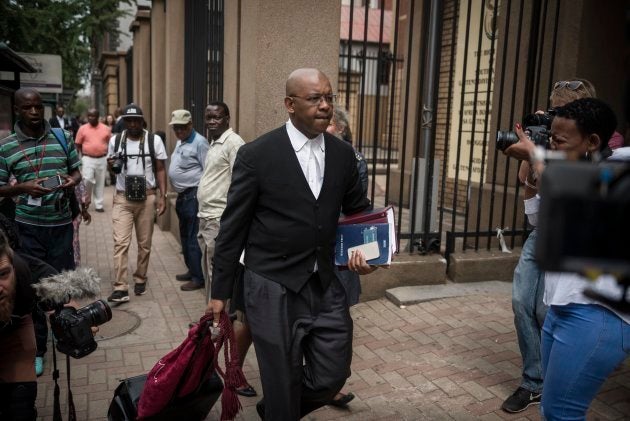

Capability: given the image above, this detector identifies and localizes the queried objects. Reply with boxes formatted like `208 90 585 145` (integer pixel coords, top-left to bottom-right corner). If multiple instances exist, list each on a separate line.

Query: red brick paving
33 187 630 420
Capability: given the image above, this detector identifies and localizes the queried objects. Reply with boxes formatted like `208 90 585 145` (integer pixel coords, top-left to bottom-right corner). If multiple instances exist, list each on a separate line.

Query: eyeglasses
553 81 584 91
290 94 337 106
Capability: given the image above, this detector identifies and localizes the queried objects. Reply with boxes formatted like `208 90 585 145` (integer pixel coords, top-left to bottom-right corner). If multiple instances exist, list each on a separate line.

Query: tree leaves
0 0 133 93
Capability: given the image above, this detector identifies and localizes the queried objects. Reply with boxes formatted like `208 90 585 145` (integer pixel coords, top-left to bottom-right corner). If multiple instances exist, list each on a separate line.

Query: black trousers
0 382 37 421
244 269 352 420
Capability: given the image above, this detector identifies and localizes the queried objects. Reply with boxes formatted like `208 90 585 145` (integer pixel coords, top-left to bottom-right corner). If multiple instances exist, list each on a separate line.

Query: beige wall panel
151 0 167 134
226 0 341 142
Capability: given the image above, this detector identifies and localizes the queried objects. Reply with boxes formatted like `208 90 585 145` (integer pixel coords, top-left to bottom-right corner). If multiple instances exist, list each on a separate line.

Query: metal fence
184 0 224 135
338 0 562 259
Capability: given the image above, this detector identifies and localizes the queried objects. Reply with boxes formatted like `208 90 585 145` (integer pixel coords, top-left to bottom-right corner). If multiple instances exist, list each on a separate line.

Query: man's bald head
285 68 329 96
87 108 99 126
14 88 41 106
284 68 334 138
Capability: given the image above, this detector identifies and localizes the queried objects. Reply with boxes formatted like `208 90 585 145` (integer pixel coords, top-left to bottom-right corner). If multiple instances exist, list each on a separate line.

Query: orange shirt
75 122 111 157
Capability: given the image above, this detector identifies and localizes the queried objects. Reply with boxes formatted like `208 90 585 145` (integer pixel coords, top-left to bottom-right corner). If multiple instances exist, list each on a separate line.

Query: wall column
223 0 341 141
130 7 152 127
151 0 167 135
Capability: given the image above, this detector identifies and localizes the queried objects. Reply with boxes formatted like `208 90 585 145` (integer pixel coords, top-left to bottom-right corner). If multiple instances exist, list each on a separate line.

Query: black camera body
49 299 112 359
496 110 555 151
111 152 125 174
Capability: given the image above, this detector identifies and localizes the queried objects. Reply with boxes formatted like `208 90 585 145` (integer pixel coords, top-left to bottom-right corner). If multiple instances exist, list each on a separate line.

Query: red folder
338 206 393 225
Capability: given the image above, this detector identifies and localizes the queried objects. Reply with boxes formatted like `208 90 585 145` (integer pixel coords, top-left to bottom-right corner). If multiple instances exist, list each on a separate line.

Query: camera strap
51 335 77 421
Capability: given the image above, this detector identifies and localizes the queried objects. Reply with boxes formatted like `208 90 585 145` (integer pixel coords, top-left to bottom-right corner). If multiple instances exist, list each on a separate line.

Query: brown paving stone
33 187 630 420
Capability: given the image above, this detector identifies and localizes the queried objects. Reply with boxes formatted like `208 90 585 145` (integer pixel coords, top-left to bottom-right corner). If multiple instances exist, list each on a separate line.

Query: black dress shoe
236 385 257 397
175 271 192 281
180 281 203 291
256 400 265 420
329 392 355 408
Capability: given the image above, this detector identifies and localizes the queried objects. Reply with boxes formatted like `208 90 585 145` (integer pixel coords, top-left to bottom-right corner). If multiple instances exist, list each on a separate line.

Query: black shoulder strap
148 133 156 177
114 132 122 153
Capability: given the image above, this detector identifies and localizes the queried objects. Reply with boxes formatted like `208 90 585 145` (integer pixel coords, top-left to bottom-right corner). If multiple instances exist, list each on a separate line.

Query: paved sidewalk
34 186 630 420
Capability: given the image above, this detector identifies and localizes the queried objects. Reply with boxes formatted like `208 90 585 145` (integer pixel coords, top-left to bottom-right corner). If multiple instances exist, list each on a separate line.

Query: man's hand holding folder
336 206 397 269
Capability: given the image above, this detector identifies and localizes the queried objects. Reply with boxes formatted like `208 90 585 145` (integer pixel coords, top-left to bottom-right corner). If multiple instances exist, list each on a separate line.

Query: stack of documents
335 206 397 266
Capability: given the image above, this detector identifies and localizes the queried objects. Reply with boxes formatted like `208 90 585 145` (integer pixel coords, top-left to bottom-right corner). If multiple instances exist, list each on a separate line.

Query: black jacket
211 126 370 299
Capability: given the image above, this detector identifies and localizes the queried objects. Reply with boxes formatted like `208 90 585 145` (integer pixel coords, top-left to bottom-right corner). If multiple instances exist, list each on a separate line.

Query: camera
32 267 112 358
496 110 555 151
536 160 630 311
111 152 125 174
49 299 112 359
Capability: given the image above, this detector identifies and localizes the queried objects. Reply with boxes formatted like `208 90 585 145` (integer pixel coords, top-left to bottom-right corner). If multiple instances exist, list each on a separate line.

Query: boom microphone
32 267 102 305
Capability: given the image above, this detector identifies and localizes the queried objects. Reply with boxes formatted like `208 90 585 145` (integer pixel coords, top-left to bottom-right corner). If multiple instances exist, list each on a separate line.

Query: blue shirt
168 130 209 192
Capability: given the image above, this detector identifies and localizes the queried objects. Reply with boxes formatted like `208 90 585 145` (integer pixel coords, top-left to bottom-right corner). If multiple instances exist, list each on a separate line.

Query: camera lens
496 130 519 151
78 299 113 326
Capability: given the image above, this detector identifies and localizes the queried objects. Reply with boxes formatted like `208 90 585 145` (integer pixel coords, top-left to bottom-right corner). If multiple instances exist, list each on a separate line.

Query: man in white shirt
196 101 244 301
106 104 167 303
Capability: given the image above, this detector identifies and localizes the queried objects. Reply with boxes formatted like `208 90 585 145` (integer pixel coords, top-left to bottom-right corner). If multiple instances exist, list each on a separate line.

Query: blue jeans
541 304 630 420
175 187 204 285
512 229 547 393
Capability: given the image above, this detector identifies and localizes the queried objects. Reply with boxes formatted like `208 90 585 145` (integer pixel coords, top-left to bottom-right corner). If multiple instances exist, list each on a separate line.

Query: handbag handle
212 311 246 421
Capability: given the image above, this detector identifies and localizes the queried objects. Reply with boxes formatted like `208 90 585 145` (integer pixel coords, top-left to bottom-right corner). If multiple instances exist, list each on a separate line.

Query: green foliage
0 0 133 93
72 95 91 117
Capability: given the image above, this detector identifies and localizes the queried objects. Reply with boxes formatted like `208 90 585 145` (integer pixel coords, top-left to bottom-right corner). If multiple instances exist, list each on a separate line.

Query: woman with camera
500 79 597 413
505 97 629 420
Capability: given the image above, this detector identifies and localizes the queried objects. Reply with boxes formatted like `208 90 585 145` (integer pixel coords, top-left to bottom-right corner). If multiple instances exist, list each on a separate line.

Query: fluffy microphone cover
32 267 102 304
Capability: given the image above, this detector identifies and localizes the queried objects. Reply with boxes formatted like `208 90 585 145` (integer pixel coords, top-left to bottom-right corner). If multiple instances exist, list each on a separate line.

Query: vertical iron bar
498 0 526 247
408 0 432 252
533 0 549 111
420 0 444 248
463 0 488 251
474 0 499 250
450 0 473 247
546 0 562 100
439 1 457 241
357 3 370 154
397 0 415 252
384 0 401 206
486 0 513 249
345 0 355 109
370 1 387 203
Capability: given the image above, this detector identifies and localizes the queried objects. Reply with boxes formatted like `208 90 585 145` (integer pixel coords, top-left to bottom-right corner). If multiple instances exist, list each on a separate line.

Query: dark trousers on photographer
17 222 75 360
175 187 204 286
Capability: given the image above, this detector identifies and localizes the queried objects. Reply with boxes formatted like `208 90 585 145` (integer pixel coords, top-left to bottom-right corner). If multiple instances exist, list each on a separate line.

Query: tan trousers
112 193 156 290
197 217 220 302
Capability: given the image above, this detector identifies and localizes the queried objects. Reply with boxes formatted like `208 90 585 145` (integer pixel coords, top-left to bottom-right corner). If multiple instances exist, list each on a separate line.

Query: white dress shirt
286 119 325 199
56 115 65 129
286 119 326 272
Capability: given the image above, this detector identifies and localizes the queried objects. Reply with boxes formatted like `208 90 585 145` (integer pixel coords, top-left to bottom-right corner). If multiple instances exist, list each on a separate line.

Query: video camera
33 268 112 359
496 110 555 151
535 160 630 311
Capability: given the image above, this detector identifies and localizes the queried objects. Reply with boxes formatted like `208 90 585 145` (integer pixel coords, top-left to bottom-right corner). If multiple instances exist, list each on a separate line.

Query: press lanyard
18 137 47 177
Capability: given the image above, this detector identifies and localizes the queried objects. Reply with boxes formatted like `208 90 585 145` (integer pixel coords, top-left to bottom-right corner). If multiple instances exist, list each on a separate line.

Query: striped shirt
0 121 81 226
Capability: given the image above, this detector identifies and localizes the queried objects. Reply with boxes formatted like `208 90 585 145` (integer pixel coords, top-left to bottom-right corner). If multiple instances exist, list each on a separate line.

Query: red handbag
136 311 246 420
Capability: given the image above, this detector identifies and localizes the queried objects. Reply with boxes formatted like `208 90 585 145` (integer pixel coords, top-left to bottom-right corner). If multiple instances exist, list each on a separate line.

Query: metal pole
420 0 443 250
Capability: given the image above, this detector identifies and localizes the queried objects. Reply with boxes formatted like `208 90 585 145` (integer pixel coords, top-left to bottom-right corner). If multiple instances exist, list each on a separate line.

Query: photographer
0 225 57 421
500 79 596 413
505 97 628 420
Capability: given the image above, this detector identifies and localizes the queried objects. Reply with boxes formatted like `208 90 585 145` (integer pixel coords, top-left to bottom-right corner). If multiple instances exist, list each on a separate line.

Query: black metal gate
338 0 564 258
184 0 224 135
